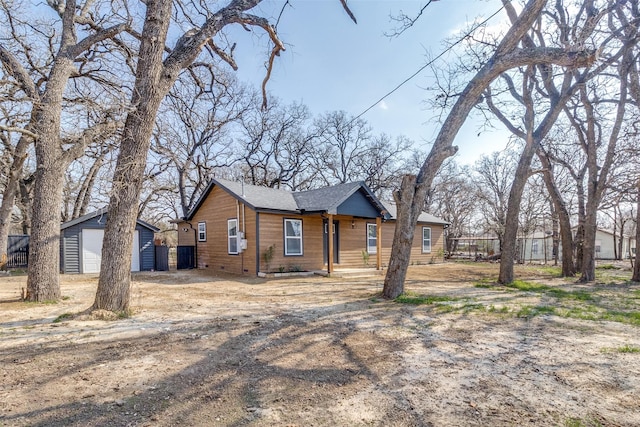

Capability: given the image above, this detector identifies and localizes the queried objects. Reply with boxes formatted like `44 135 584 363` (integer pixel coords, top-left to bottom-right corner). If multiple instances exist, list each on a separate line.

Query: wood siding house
60 209 159 274
176 178 447 276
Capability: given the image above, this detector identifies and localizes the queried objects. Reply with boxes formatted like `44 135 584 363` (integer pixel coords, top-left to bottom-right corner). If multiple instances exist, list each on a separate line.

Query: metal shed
60 209 159 274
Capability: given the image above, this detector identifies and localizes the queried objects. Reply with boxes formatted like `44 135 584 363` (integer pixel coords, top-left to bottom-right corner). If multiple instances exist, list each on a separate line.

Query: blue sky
226 0 509 165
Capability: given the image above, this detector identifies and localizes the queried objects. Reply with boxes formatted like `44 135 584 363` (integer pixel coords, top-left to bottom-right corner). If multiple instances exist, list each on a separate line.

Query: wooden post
376 216 382 270
328 214 334 275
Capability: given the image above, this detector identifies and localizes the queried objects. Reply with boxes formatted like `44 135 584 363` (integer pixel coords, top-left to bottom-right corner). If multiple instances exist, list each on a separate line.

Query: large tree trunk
26 52 75 301
93 0 173 312
633 184 640 281
498 136 537 284
382 175 421 299
26 129 66 301
0 136 31 270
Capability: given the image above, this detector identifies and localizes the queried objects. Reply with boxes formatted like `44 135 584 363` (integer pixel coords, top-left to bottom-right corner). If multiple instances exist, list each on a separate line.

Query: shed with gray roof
60 209 159 274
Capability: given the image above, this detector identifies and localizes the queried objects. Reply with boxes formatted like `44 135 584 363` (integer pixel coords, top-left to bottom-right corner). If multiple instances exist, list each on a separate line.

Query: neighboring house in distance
518 231 558 263
60 209 159 274
175 178 447 276
590 228 635 260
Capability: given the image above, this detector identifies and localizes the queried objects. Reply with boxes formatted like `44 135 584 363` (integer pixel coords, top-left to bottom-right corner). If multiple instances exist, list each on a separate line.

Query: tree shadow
0 299 435 426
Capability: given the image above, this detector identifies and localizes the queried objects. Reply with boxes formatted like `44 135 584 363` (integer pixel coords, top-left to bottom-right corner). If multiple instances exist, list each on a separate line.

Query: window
532 240 539 255
228 219 238 254
367 223 377 254
197 222 206 242
422 227 431 253
284 218 303 256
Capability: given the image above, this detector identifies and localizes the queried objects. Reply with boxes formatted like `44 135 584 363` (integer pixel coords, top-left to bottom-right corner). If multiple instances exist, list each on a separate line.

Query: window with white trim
422 227 432 253
532 240 539 255
228 219 238 254
367 223 377 254
197 222 206 242
284 218 303 256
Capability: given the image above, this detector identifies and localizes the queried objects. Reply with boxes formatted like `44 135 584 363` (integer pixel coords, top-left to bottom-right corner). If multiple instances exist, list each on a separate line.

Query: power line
351 4 507 123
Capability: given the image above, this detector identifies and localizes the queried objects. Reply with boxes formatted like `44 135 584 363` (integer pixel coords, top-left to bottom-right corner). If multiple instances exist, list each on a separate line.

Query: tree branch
0 44 40 99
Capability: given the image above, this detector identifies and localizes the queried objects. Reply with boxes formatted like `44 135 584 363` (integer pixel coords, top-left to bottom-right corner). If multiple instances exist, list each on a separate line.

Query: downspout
236 199 244 273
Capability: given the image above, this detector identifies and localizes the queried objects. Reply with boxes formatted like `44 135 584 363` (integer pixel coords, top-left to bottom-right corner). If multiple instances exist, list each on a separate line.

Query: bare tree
152 70 251 217
473 150 516 252
94 0 357 312
382 0 598 298
426 159 477 255
0 0 132 300
239 99 316 190
310 110 373 186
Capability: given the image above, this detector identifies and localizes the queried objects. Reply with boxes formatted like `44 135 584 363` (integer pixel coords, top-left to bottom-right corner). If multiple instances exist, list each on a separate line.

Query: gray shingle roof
293 181 367 213
212 178 299 212
384 203 449 225
60 208 160 232
186 178 447 226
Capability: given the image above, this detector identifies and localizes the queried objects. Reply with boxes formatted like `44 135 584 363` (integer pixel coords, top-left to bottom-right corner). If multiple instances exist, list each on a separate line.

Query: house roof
384 203 449 225
186 178 299 218
293 181 388 216
61 208 160 232
185 178 446 225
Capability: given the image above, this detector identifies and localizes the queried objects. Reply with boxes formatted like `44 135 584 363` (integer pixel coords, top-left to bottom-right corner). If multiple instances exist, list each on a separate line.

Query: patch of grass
616 344 640 353
487 305 510 313
62 295 71 301
505 279 551 293
395 292 459 305
117 310 130 319
474 277 495 288
53 313 73 323
563 416 603 427
596 264 617 270
516 305 556 318
547 288 594 301
555 305 640 326
25 299 59 305
535 265 562 277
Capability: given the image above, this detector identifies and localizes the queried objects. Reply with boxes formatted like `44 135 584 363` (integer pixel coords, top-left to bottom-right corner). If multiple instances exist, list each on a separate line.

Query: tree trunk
93 0 173 312
26 133 65 301
580 208 597 282
633 184 640 281
382 175 420 299
0 136 31 270
538 150 575 276
498 137 537 283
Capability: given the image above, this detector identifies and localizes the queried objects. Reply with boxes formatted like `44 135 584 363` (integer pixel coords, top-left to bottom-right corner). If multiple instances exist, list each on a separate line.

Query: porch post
376 216 382 270
328 214 334 275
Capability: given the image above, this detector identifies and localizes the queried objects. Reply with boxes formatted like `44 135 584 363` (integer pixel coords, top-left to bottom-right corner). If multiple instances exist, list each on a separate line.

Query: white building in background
454 228 636 263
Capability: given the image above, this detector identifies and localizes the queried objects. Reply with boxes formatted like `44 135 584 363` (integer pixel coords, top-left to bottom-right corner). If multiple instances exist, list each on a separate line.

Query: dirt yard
1 262 639 426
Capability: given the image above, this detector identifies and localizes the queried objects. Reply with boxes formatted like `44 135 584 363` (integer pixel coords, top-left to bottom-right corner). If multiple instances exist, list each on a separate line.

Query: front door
323 219 339 264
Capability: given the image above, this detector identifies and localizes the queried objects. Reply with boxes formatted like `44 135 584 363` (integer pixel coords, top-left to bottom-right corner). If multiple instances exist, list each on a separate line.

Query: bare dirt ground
1 262 640 427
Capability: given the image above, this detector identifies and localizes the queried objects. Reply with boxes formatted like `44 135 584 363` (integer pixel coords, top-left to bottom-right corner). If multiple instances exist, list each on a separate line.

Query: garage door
82 229 140 273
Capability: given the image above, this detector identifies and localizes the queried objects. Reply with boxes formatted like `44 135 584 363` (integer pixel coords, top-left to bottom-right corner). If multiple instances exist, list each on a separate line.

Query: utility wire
352 4 507 122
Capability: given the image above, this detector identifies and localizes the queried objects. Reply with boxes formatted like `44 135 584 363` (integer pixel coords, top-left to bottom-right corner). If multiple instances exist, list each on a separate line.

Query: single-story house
60 209 159 274
175 178 448 276
590 228 636 260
